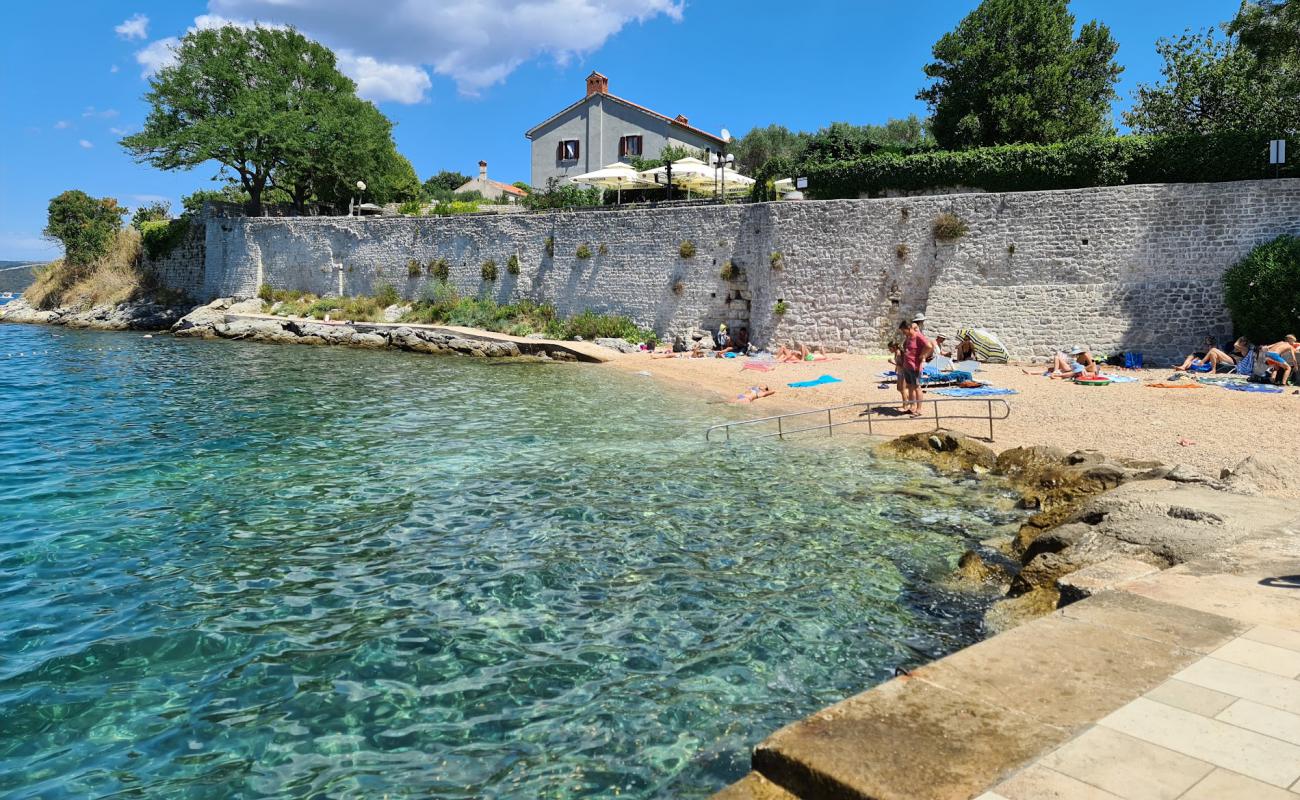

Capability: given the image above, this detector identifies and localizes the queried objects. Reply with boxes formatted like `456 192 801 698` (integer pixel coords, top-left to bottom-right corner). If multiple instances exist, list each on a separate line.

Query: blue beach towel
1221 382 1283 394
1099 374 1138 384
931 387 1018 397
787 374 842 388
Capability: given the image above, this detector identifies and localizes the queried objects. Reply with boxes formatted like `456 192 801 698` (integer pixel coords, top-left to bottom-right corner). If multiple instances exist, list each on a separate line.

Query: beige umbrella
568 162 656 204
638 157 716 198
712 166 756 196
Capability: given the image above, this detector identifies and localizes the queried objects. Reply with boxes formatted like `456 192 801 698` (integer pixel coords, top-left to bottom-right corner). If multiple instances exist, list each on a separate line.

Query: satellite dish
721 128 731 143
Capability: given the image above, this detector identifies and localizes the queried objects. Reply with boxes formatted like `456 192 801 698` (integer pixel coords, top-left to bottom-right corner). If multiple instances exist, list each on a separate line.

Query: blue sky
0 0 1242 261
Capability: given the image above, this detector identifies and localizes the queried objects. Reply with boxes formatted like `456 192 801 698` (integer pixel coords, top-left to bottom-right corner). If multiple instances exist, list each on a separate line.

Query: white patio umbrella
568 162 656 204
773 178 795 194
638 157 717 199
712 166 756 196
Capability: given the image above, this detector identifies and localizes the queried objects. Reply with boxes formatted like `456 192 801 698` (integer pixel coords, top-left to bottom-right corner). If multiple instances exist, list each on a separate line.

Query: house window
557 139 580 161
619 135 643 158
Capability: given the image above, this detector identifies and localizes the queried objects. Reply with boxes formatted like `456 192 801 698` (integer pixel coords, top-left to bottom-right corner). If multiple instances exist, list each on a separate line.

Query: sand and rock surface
0 296 188 331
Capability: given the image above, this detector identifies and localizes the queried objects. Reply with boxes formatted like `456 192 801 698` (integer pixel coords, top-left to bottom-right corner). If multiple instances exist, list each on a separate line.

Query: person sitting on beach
1263 335 1298 385
730 326 750 355
715 324 731 353
731 385 775 403
954 332 975 362
932 333 953 360
1046 346 1099 378
1175 337 1249 373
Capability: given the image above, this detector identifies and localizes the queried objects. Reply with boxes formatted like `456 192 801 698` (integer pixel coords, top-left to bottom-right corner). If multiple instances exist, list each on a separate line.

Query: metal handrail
705 398 1012 443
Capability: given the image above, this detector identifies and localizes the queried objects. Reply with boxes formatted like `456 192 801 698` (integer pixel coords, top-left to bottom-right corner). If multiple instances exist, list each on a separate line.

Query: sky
0 0 1244 261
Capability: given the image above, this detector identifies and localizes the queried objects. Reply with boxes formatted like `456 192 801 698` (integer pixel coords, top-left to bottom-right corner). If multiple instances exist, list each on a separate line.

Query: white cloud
111 64 120 73
54 120 71 130
335 52 431 104
116 13 150 40
79 140 94 149
206 0 684 96
83 106 120 119
136 36 179 77
109 126 133 136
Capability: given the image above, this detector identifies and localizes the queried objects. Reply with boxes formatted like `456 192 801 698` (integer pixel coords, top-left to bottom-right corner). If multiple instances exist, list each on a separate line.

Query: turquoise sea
0 325 1021 798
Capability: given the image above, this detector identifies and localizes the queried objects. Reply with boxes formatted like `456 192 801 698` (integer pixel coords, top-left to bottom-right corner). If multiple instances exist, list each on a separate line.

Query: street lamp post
354 180 367 216
710 128 734 204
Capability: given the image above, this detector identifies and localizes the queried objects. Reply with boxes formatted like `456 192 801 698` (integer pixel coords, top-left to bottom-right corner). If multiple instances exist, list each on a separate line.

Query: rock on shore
172 298 524 358
883 430 1297 630
0 297 188 331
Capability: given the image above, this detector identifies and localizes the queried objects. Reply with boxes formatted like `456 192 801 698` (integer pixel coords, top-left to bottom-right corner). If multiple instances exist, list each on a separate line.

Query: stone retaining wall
181 178 1300 361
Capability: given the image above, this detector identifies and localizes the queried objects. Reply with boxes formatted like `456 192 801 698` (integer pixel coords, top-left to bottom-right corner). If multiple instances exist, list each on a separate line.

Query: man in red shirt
898 320 933 416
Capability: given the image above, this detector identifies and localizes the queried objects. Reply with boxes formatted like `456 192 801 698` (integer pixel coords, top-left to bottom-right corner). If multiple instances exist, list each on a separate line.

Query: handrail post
778 415 783 440
933 398 941 430
827 408 833 437
988 399 993 442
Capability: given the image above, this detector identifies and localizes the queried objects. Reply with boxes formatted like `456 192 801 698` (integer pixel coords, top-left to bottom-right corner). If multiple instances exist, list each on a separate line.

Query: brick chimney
479 160 487 182
586 71 608 97
674 114 689 126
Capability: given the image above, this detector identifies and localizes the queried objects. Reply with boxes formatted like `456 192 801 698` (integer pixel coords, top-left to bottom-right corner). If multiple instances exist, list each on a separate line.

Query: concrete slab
1209 637 1300 678
1120 570 1300 629
912 613 1209 729
1055 590 1248 655
752 676 1066 800
1180 768 1300 800
1144 679 1237 717
993 764 1125 799
1244 625 1300 655
1035 726 1212 800
710 771 800 800
1174 657 1300 714
1216 698 1300 747
1056 557 1159 605
1099 697 1300 788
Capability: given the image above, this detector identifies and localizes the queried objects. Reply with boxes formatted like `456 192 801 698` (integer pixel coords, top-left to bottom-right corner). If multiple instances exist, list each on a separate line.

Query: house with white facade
524 72 726 188
455 161 528 204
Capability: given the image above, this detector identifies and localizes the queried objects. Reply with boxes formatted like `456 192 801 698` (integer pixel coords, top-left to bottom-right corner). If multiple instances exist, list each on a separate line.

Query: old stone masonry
172 179 1300 361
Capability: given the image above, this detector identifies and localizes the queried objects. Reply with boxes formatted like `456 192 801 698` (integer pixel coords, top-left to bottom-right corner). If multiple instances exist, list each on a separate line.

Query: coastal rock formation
881 430 1294 631
0 297 188 331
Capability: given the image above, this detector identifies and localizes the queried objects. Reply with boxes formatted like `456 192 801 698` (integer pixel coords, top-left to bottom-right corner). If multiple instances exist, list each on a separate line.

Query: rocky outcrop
0 297 188 331
882 431 1293 631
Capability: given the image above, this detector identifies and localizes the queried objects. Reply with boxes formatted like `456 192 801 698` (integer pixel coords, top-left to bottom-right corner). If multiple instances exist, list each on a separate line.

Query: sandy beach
605 350 1300 496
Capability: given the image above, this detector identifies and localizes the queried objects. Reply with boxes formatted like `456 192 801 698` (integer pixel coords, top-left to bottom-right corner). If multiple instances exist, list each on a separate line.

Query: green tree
1123 28 1294 136
422 170 471 196
918 0 1123 149
44 190 127 265
130 200 171 230
122 24 410 216
511 181 532 194
1228 0 1300 66
1222 235 1300 343
731 124 810 175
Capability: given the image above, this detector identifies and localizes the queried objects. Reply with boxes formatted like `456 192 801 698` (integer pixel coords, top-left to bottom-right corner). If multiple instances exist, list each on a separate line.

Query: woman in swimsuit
733 385 775 403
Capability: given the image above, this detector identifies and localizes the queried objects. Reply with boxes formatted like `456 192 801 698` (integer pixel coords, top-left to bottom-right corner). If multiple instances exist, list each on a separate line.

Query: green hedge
803 133 1297 199
1222 235 1300 344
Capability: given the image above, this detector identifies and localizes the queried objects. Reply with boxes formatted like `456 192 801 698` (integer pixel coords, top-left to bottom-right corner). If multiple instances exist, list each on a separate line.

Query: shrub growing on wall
506 253 520 275
720 261 738 280
932 213 969 242
544 236 555 258
374 282 400 307
139 218 190 260
770 251 785 270
679 240 697 258
481 259 498 282
407 258 422 278
774 299 789 316
429 257 449 282
576 243 592 259
1222 235 1300 343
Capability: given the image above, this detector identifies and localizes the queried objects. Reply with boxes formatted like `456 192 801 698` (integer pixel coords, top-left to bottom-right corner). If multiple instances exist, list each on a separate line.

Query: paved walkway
716 513 1300 800
981 624 1300 799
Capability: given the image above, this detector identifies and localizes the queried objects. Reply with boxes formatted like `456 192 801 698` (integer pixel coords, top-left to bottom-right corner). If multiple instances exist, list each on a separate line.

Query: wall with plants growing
194 177 1300 359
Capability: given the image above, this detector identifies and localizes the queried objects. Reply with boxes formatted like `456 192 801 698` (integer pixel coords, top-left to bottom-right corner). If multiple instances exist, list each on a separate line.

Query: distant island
0 261 43 294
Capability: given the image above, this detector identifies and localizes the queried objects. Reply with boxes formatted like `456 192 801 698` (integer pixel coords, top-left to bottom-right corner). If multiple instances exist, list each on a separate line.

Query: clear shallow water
0 325 1021 799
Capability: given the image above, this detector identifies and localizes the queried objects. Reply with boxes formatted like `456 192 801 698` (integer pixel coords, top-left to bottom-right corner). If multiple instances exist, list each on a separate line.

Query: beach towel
742 361 775 372
1221 382 1284 393
956 328 1010 364
1235 349 1256 376
1147 382 1207 389
1195 374 1247 386
1098 374 1138 384
931 386 1017 397
787 374 842 388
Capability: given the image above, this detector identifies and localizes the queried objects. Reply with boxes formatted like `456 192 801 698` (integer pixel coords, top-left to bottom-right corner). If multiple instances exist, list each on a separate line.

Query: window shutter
573 140 580 159
556 141 563 160
618 136 626 158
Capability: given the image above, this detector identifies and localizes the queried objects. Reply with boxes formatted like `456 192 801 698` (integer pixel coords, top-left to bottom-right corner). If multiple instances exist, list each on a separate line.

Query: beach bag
1123 352 1144 369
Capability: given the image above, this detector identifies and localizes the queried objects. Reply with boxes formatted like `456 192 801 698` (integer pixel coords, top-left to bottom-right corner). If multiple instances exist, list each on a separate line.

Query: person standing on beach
899 320 932 417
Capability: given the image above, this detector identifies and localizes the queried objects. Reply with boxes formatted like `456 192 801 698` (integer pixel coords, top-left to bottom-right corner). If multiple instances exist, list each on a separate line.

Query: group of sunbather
1173 334 1298 386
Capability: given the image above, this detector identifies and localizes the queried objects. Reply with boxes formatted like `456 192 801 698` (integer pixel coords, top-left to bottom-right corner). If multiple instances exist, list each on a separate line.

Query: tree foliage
1123 27 1295 136
130 201 171 230
423 171 471 195
1228 0 1300 67
918 0 1123 149
121 24 413 215
44 190 127 265
521 177 602 210
1222 235 1300 343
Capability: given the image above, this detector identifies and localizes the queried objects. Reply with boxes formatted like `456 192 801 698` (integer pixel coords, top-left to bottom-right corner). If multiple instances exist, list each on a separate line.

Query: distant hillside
0 262 44 293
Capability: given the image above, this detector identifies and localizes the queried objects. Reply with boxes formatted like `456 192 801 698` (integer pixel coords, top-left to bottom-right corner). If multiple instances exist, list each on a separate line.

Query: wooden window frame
619 135 643 158
557 139 580 162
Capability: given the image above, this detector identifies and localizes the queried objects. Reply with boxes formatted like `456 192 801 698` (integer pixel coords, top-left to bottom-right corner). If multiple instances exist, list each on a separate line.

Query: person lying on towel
1046 346 1100 378
1174 336 1249 373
